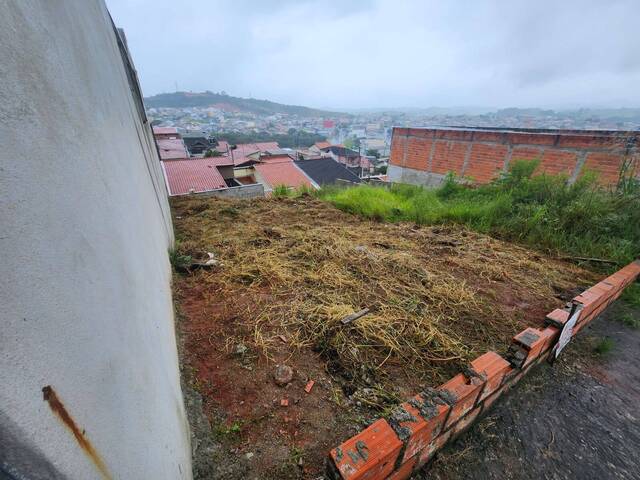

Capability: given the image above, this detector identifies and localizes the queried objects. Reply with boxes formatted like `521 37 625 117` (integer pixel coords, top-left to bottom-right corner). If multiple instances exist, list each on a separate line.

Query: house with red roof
152 126 179 139
311 141 331 151
157 138 189 160
252 157 315 195
228 142 280 166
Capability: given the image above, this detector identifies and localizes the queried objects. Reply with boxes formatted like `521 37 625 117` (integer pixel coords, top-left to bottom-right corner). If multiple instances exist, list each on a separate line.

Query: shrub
594 337 615 355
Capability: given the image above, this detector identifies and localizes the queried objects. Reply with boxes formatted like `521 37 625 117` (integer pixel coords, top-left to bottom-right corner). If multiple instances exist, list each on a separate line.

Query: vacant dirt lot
171 195 597 479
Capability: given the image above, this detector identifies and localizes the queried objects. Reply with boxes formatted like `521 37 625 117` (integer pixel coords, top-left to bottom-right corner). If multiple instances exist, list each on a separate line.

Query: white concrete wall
0 1 191 479
388 164 447 187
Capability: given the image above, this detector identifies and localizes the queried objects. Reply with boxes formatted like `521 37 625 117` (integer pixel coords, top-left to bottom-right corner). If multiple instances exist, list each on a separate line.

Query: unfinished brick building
388 127 640 187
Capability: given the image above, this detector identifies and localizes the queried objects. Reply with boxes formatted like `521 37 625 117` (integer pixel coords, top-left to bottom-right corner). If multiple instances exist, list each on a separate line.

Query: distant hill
144 91 337 117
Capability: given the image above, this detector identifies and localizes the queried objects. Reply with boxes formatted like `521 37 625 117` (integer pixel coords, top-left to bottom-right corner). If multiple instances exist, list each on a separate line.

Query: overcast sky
106 0 640 110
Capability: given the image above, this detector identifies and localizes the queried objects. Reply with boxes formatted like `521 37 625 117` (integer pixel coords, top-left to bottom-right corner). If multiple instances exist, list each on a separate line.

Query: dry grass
172 195 596 391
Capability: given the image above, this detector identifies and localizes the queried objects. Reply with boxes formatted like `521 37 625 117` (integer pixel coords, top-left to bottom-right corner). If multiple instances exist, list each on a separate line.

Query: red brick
386 454 417 480
538 150 578 176
511 146 543 163
328 419 402 480
545 308 570 328
438 373 483 430
581 152 625 185
389 135 407 167
431 141 467 175
405 137 431 171
507 132 556 146
501 367 525 390
508 327 557 368
472 131 507 143
451 405 482 438
604 272 630 291
618 260 640 283
437 130 474 142
415 429 452 470
389 129 640 187
511 328 545 364
556 134 617 149
573 288 609 320
388 390 450 463
471 351 511 401
464 143 508 183
540 326 561 353
482 384 506 411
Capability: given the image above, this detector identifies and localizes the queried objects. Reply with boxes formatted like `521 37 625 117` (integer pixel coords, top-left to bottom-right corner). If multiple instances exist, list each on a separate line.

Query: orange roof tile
161 158 228 195
254 159 313 190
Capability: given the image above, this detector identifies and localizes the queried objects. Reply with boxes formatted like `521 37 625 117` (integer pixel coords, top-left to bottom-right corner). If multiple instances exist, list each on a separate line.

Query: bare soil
171 195 597 479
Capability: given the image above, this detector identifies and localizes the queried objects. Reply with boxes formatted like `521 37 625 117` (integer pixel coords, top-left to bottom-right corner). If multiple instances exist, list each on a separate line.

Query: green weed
214 420 243 437
169 248 192 270
620 313 640 329
272 184 292 198
594 337 615 354
621 283 640 308
318 160 640 267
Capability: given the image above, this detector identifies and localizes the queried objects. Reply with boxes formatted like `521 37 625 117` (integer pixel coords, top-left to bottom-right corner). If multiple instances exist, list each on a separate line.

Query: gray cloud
106 0 640 109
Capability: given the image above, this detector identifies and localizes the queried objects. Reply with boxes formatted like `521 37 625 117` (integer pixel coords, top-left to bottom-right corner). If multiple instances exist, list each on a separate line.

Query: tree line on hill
145 91 337 117
216 129 327 149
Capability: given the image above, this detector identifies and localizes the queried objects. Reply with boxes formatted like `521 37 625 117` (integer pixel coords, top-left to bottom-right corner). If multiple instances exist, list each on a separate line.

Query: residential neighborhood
154 126 377 197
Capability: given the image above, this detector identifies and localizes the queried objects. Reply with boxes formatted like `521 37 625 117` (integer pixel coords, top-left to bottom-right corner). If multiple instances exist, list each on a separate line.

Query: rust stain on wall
42 385 112 480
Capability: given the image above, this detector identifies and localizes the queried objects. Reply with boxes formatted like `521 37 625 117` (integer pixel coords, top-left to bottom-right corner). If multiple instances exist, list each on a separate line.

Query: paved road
420 300 640 480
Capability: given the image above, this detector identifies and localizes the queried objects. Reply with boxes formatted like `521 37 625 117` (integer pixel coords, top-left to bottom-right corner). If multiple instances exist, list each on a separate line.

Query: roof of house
161 158 228 195
229 142 280 166
152 126 178 135
262 148 295 156
157 138 189 160
253 159 314 190
294 158 362 186
233 142 279 155
257 153 296 163
359 156 373 169
215 140 229 153
320 145 360 157
313 141 331 149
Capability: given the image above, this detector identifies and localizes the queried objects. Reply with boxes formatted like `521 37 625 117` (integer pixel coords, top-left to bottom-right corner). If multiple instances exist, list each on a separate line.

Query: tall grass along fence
320 160 640 268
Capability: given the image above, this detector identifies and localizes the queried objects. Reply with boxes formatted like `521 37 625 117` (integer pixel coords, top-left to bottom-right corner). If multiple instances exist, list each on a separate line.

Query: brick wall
326 260 640 480
389 127 640 187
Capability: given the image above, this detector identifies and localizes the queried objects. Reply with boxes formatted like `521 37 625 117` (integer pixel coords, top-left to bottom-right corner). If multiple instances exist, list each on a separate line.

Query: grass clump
272 184 317 198
621 283 640 308
594 337 615 355
169 248 191 270
319 160 640 267
620 313 640 329
272 184 292 198
213 420 243 438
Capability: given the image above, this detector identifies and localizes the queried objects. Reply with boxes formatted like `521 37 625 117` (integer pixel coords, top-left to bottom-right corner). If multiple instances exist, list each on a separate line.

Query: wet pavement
420 300 640 480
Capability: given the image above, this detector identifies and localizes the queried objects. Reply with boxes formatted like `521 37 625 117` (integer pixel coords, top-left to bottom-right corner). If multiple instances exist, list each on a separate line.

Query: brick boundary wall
388 127 640 187
326 260 640 480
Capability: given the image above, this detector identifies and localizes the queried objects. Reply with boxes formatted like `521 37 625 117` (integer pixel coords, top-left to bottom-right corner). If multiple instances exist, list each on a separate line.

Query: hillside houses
153 128 366 198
